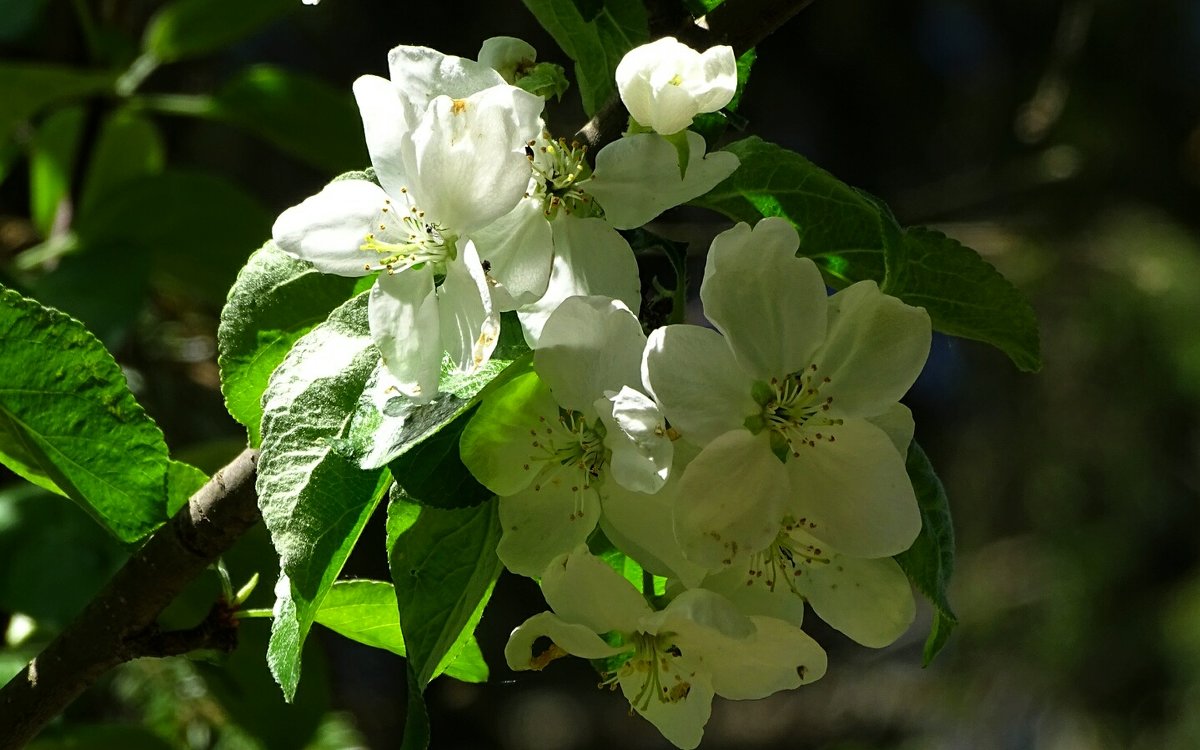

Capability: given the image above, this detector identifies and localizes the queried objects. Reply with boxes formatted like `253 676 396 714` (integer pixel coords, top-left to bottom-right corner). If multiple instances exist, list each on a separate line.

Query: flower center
525 134 598 219
742 518 831 593
601 632 691 710
359 192 457 276
744 364 843 462
521 408 610 519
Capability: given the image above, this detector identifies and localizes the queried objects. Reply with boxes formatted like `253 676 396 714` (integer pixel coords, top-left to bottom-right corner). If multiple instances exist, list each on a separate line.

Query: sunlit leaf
29 106 85 237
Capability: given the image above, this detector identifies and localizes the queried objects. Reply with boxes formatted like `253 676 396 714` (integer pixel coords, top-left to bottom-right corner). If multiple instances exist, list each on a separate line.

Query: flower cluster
275 36 932 749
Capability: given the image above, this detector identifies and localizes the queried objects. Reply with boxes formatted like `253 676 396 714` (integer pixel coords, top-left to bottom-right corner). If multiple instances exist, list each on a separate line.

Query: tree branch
0 448 260 750
575 0 820 150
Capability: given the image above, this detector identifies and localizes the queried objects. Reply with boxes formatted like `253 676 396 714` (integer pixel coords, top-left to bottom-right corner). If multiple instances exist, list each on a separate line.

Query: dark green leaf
256 293 390 700
27 725 176 750
894 442 958 665
142 0 295 63
313 579 488 683
74 170 271 303
387 407 492 509
0 0 48 44
522 0 648 114
887 227 1042 373
79 109 165 216
29 106 85 237
218 243 367 447
0 65 114 145
210 65 368 173
166 460 208 516
400 666 431 750
0 286 168 542
693 136 1041 371
388 494 503 688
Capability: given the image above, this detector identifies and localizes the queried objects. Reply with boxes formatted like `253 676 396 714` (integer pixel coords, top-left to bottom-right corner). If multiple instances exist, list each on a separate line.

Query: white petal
708 616 827 698
600 479 708 585
352 74 413 199
469 195 553 307
272 180 386 277
615 37 736 135
700 218 828 380
642 325 754 446
517 216 640 346
387 45 506 112
644 587 754 641
586 131 740 229
794 543 916 648
409 86 544 233
369 269 440 403
817 280 931 417
595 386 672 493
786 418 921 558
866 402 915 455
438 244 499 373
618 665 714 750
477 37 537 83
459 371 561 497
535 295 644 415
674 430 789 570
541 547 651 634
698 562 808 626
497 482 601 579
506 611 626 670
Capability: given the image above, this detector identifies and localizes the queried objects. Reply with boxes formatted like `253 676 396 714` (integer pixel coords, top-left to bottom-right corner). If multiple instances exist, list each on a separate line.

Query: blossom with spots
459 296 672 577
642 217 932 577
615 37 737 136
505 547 826 750
272 45 544 402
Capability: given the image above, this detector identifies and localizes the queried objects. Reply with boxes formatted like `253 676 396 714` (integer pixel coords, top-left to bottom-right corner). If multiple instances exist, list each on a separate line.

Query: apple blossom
272 45 544 402
505 548 827 749
643 217 932 571
615 37 737 135
459 296 672 577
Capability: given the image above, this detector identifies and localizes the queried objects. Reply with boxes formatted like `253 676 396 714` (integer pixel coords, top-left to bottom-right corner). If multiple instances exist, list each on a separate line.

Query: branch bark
575 0 820 150
0 448 261 750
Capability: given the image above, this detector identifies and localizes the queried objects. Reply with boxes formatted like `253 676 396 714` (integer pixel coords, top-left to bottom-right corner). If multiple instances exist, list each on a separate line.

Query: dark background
2 0 1200 748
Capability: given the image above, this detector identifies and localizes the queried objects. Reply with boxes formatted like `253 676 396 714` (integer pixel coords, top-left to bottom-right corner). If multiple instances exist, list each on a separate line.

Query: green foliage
165 460 208 516
313 580 488 683
218 243 367 447
521 0 648 114
894 442 958 665
27 725 176 750
29 106 86 237
255 293 391 700
387 495 502 688
387 408 493 509
692 136 1042 371
0 287 169 542
210 65 368 173
514 62 571 102
78 110 165 216
142 0 296 64
0 64 115 144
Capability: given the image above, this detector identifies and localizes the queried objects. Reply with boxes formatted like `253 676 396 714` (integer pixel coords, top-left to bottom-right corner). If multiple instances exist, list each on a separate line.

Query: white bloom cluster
273 36 932 749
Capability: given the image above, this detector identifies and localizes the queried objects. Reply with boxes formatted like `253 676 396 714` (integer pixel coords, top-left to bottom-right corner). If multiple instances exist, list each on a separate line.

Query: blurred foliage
1 0 1199 748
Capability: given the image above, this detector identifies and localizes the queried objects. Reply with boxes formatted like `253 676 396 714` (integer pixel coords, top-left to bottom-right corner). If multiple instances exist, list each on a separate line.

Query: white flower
642 217 932 569
272 46 544 402
505 548 827 750
477 36 537 84
459 296 672 577
615 37 736 135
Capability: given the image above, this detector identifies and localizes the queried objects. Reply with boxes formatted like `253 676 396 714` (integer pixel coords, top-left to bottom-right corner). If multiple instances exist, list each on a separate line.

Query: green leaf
79 109 165 216
692 136 1041 371
887 227 1042 373
73 169 271 303
894 442 958 666
166 460 208 516
0 0 48 44
28 724 176 750
400 666 431 750
218 243 367 447
514 62 571 102
143 0 295 64
0 65 115 145
209 65 368 173
521 0 648 114
29 106 86 237
0 286 168 542
387 494 503 688
387 407 493 510
313 580 488 683
256 292 391 700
